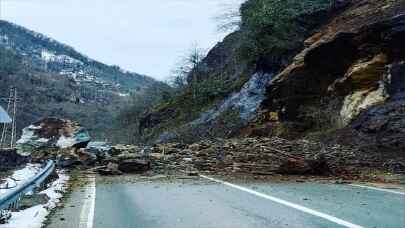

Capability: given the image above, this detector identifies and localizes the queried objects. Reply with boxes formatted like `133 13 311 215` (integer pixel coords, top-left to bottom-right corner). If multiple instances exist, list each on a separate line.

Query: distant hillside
0 20 167 141
0 20 157 96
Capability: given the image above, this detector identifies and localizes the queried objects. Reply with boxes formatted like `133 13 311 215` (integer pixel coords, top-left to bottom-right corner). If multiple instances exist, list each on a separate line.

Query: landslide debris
86 137 403 178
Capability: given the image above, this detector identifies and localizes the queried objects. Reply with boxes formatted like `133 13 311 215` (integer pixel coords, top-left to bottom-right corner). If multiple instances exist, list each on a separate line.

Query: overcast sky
2 0 242 80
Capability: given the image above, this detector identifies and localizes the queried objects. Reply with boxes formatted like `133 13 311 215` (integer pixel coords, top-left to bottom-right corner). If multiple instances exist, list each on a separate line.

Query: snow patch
56 135 77 149
16 125 42 145
0 164 40 195
1 172 70 228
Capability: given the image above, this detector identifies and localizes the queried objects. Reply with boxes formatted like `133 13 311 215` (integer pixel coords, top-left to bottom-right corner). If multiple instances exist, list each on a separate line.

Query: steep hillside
139 0 334 143
0 21 164 140
138 0 405 158
0 20 156 95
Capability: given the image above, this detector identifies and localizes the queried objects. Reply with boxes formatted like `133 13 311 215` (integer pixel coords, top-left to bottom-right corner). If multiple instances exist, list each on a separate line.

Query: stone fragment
97 162 123 176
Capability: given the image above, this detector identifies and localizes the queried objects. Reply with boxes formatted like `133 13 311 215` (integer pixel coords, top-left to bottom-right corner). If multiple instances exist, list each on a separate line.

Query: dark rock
96 162 123 176
76 149 97 166
332 0 351 10
0 148 29 171
337 98 405 153
0 211 11 224
56 154 81 168
277 159 313 175
118 159 151 173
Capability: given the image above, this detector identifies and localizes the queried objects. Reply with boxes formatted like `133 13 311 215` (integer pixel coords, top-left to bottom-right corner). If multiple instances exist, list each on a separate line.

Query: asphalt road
92 176 405 228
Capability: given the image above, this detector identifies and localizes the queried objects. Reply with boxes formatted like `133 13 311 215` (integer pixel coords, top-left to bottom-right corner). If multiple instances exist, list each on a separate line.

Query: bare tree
169 44 207 98
168 67 188 90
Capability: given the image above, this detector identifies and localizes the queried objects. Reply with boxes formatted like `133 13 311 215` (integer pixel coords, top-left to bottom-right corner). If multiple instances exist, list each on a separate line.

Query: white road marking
79 175 96 228
350 184 405 196
200 175 364 228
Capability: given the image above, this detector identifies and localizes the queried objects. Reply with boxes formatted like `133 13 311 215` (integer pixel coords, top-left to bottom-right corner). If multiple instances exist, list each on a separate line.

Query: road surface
47 175 405 228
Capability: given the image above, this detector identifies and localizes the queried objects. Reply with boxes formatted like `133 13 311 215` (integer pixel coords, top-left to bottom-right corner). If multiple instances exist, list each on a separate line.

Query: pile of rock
14 116 384 177
145 137 360 176
17 117 91 156
16 117 92 167
86 137 379 177
93 144 151 175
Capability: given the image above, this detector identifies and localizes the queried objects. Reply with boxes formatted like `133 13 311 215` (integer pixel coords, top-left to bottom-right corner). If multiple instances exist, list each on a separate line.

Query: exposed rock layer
259 0 405 152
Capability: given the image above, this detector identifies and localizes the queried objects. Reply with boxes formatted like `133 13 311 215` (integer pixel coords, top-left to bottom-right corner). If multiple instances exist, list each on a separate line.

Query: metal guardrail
0 160 55 211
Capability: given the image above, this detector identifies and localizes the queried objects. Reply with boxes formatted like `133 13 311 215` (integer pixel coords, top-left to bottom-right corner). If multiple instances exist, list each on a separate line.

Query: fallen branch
264 146 304 161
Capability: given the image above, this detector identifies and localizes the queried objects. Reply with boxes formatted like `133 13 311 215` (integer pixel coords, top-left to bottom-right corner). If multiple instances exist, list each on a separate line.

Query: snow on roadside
0 164 41 195
1 171 70 228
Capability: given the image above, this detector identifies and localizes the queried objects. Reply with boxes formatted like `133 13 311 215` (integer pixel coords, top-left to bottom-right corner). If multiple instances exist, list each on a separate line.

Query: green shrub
239 0 331 66
0 48 20 74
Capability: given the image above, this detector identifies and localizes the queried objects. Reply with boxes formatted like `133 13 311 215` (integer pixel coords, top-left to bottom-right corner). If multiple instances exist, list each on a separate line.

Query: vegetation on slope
0 20 156 92
0 47 123 139
126 0 334 144
239 0 332 69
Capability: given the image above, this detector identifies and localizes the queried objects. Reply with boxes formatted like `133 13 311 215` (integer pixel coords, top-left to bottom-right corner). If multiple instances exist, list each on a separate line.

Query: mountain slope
0 20 165 141
138 0 405 157
0 20 156 95
138 0 332 143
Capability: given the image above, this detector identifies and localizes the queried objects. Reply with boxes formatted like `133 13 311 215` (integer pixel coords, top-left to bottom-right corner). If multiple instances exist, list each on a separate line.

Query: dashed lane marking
200 175 364 228
78 175 96 228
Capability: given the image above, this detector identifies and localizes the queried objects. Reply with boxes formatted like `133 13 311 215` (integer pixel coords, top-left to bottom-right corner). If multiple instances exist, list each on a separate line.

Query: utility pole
0 88 19 149
10 88 17 148
0 88 12 148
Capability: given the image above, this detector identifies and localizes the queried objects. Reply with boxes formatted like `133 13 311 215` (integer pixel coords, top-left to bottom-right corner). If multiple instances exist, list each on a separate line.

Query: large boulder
118 159 151 173
17 117 91 155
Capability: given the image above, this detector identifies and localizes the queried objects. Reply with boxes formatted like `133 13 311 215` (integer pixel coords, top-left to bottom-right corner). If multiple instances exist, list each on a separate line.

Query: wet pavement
45 175 405 228
90 176 405 228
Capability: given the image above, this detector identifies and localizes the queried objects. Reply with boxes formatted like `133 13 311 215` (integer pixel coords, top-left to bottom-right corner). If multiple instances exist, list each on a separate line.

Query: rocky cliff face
139 0 332 143
259 0 405 152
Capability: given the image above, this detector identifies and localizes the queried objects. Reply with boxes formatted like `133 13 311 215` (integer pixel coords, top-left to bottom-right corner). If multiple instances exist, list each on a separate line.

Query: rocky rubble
19 133 401 178
12 118 399 178
88 137 395 177
17 117 91 156
145 137 368 176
